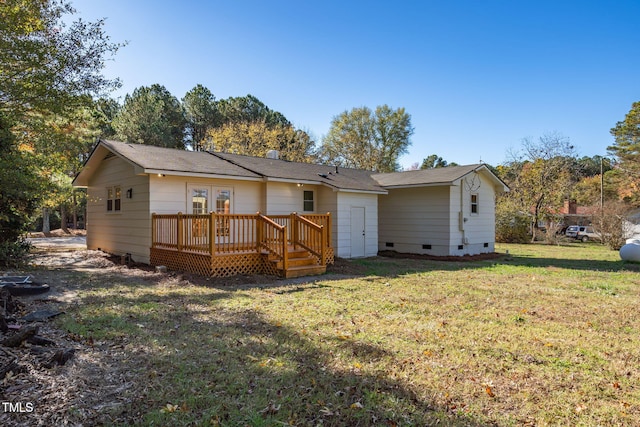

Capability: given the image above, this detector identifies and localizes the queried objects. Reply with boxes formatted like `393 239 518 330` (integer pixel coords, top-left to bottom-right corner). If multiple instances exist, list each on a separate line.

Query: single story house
72 140 508 277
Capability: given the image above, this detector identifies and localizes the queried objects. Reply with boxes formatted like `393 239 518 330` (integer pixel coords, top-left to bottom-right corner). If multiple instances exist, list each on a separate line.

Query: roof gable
372 164 509 192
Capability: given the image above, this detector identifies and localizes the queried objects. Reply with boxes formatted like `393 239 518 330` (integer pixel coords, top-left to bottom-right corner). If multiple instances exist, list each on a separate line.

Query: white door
350 206 366 258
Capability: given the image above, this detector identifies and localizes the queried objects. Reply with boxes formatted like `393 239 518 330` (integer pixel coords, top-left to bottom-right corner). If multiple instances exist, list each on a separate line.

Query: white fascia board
262 177 321 185
381 182 454 190
332 187 387 195
144 169 262 182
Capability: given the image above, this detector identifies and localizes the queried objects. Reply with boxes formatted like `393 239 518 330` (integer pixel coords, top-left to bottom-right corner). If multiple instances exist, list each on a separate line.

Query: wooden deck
150 212 334 278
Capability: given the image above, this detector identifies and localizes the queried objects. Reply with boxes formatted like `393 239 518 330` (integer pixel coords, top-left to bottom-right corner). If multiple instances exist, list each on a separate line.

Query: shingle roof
211 152 386 193
100 140 261 178
74 140 507 194
371 164 507 191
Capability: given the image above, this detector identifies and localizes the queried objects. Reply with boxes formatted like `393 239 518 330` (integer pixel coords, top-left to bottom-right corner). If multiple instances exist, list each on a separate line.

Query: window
303 190 314 212
107 186 121 212
191 188 208 214
470 193 479 214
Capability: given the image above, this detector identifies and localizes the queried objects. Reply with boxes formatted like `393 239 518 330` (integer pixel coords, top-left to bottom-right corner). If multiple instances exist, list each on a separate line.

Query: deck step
269 247 326 278
282 264 327 279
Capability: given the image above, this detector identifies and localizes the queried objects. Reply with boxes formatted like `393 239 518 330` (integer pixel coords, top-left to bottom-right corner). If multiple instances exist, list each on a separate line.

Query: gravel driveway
27 236 87 250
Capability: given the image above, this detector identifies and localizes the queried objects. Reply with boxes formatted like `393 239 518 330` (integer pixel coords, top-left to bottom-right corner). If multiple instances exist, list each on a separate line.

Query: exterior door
187 185 233 242
350 206 366 258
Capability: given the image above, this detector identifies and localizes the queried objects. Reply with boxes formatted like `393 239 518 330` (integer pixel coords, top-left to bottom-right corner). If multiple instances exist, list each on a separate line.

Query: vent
422 244 431 250
266 150 279 160
458 245 464 250
484 242 489 248
385 242 394 248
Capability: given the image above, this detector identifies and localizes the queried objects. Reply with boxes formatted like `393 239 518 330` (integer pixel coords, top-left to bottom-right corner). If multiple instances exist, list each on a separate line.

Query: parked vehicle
565 225 600 242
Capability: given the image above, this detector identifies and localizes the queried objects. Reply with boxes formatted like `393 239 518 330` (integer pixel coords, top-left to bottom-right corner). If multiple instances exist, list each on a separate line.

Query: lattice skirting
151 249 213 276
211 253 265 277
150 247 335 278
150 248 269 277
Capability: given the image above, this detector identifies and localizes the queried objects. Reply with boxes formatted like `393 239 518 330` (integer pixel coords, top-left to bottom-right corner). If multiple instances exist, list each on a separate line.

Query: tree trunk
61 205 69 233
42 207 50 233
72 191 78 229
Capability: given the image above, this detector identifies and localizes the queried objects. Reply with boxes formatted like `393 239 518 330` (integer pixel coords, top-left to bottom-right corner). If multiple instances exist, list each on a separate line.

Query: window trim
470 193 479 215
303 190 314 212
106 185 122 212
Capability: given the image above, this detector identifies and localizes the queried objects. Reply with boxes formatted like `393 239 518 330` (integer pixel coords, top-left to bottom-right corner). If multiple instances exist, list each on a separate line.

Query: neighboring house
72 140 508 277
373 165 509 256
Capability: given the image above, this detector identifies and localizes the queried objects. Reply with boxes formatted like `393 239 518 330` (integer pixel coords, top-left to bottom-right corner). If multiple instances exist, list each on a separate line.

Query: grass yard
55 243 640 426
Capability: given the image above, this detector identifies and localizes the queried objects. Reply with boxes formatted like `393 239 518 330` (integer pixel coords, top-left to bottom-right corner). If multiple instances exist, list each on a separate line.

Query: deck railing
257 213 288 270
291 213 326 265
151 212 331 265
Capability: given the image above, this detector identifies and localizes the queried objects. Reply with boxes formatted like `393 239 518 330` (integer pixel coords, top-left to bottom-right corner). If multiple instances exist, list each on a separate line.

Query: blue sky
72 0 640 168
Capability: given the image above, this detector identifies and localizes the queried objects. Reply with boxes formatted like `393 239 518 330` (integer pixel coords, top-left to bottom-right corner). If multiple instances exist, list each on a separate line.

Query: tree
113 84 186 148
0 113 41 245
608 101 640 205
217 94 290 127
205 120 317 162
320 105 413 172
0 0 123 118
182 84 220 151
420 154 458 169
496 132 576 241
0 0 121 249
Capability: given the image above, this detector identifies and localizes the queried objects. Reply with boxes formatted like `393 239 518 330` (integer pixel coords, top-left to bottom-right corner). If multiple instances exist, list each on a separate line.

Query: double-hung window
107 186 121 212
303 190 314 212
470 193 479 214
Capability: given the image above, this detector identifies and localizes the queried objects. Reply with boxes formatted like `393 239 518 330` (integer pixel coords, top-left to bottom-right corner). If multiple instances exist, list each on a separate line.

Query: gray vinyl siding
378 186 452 256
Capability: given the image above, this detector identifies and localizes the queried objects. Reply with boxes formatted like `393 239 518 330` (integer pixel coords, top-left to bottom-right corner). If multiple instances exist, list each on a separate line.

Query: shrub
0 238 32 268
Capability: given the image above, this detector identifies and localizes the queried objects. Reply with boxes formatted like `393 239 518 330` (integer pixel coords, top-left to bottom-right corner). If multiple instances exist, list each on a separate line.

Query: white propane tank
619 242 640 262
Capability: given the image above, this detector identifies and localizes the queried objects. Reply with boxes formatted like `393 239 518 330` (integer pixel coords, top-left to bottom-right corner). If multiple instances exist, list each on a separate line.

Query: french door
187 185 233 241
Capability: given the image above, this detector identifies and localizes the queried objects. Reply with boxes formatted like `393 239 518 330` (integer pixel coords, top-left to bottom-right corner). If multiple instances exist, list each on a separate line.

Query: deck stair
270 246 327 278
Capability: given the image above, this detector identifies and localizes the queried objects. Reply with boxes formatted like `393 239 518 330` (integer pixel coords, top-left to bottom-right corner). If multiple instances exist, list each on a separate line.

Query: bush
496 208 530 243
0 238 32 268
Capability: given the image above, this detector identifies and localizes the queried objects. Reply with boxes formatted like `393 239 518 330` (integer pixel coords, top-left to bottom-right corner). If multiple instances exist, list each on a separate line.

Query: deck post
290 212 297 247
256 212 262 252
151 213 156 249
320 225 326 266
326 212 332 247
282 225 288 272
177 212 183 252
209 211 215 256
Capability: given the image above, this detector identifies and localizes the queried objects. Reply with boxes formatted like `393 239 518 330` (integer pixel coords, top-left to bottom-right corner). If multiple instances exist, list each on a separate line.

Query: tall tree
0 0 122 118
420 154 458 169
608 101 640 205
217 94 290 127
182 84 220 151
113 84 186 149
321 105 413 172
497 132 576 241
205 120 316 162
0 0 121 247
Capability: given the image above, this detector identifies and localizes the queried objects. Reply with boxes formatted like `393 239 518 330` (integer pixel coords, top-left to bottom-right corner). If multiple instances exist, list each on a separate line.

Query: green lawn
58 243 640 426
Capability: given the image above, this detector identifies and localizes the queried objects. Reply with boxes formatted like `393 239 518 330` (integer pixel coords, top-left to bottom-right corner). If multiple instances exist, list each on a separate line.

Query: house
72 140 508 277
373 165 509 256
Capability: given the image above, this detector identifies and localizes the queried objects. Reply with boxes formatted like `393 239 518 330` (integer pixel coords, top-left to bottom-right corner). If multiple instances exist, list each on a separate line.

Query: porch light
297 183 304 187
